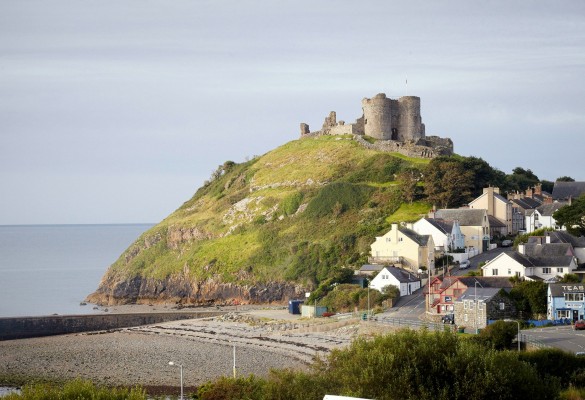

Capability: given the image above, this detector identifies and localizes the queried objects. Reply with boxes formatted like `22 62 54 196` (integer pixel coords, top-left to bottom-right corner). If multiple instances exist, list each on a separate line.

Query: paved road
522 325 585 353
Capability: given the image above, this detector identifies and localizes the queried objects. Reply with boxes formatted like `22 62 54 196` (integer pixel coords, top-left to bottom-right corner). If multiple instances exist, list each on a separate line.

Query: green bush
304 182 374 218
280 191 304 216
3 378 146 400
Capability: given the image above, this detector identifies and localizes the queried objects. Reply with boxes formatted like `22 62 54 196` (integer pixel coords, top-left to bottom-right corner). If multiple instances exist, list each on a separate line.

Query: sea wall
0 311 225 341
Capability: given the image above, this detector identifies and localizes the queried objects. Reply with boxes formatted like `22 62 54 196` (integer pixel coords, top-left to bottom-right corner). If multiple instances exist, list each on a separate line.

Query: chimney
518 243 525 255
535 184 542 196
428 207 436 219
526 187 533 198
545 197 553 204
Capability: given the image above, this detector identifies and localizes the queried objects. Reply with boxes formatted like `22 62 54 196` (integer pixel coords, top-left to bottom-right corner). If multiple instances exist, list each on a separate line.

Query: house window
492 269 498 276
464 301 468 310
564 293 585 302
386 238 391 242
558 268 564 274
515 271 521 277
399 237 403 242
558 310 571 319
469 301 475 310
508 268 512 275
464 314 468 322
543 268 551 274
499 303 505 310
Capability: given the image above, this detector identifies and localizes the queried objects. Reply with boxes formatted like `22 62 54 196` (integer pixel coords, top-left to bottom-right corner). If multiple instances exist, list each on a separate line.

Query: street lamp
504 319 521 351
168 361 183 400
367 284 371 319
233 342 237 378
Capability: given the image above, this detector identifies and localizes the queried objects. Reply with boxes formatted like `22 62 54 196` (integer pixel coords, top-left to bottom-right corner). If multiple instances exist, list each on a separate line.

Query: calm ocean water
0 224 153 318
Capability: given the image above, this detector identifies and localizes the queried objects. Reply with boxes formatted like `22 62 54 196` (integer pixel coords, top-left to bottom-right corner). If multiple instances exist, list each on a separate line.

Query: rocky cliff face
87 272 306 306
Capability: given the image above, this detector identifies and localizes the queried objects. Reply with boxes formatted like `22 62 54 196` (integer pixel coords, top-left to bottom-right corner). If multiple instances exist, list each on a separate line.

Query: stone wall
353 134 452 158
0 311 225 340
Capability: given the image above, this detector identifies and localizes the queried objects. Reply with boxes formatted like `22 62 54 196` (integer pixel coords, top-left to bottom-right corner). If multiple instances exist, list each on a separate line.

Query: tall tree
553 196 585 236
396 167 421 204
556 176 575 182
461 156 507 197
505 167 540 192
424 159 474 208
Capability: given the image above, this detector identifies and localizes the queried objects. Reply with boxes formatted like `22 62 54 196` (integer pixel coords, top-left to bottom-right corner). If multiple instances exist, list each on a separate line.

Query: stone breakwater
0 313 367 394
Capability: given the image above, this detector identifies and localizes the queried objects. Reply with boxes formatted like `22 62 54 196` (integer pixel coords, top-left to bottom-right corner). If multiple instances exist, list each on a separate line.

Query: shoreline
0 311 392 395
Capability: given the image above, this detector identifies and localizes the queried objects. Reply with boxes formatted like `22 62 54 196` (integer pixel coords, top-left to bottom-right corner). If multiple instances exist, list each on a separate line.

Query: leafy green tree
476 320 519 350
540 180 554 193
505 167 540 192
424 158 474 208
509 280 547 316
461 156 507 197
557 176 575 182
553 196 585 236
559 273 581 283
396 167 421 204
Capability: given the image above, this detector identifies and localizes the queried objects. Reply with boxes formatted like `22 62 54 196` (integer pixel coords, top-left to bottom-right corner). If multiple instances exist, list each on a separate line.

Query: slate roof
547 231 585 248
549 283 585 297
382 266 419 283
359 264 385 272
536 202 567 216
503 248 574 268
552 181 585 201
524 242 574 257
488 215 506 228
399 226 431 246
434 209 486 226
457 287 506 302
436 276 513 292
424 218 454 234
511 197 542 210
494 192 509 204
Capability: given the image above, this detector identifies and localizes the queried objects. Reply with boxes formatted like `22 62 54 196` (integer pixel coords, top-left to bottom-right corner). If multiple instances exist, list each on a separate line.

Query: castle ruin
300 93 453 158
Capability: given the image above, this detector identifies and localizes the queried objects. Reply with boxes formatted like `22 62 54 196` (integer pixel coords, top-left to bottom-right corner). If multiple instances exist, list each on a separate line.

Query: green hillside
104 135 431 289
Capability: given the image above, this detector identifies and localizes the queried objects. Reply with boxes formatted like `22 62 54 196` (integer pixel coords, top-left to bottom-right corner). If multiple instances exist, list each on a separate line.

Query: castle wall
362 93 393 140
398 96 423 141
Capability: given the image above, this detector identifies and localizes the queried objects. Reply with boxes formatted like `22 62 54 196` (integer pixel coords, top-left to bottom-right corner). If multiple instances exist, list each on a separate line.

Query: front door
573 310 579 321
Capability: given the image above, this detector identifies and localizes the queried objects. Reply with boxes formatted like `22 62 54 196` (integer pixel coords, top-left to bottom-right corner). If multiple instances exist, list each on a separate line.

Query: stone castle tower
362 93 424 141
299 91 453 158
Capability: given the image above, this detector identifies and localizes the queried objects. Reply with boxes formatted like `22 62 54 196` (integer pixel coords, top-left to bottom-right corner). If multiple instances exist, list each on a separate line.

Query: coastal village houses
525 203 566 233
481 239 578 282
469 187 513 236
369 266 421 296
454 287 517 331
548 283 585 321
370 223 435 274
426 276 512 315
432 208 491 254
410 217 465 252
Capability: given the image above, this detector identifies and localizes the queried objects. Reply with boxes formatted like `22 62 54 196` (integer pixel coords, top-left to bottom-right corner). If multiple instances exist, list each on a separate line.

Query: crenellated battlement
300 91 452 158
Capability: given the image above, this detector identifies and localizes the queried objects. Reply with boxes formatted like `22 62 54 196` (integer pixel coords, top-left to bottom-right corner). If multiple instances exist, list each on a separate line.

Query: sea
0 224 154 318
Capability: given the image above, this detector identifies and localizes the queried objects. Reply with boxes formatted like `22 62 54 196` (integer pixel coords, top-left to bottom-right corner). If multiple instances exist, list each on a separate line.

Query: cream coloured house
432 208 491 253
469 187 512 235
370 224 435 274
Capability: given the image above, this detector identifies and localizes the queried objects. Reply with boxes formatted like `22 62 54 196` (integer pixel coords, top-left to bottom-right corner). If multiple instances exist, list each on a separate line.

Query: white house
369 266 421 296
432 208 491 253
411 217 465 252
481 243 578 282
525 203 566 233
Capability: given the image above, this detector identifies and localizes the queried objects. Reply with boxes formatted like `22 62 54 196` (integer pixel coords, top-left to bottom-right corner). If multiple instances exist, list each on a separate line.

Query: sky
1 1 584 225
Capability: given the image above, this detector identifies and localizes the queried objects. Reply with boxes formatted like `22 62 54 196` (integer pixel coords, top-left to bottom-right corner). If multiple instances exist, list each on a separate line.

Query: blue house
548 283 585 321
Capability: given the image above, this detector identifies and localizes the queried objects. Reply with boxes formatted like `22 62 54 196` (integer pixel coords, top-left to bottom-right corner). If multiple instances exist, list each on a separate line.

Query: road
521 325 585 353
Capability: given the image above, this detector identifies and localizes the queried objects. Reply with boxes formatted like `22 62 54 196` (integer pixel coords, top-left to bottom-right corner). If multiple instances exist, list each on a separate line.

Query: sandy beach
0 309 390 394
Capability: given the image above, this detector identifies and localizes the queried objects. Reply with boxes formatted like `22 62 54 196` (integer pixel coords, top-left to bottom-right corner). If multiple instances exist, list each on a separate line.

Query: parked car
442 314 455 324
458 260 470 269
501 239 513 247
575 320 585 330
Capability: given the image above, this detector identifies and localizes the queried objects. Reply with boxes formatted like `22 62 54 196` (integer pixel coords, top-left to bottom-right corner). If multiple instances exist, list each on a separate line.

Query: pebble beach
0 310 388 394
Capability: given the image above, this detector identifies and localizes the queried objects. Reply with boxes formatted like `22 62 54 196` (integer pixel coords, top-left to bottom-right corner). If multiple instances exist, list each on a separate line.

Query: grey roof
382 266 419 283
359 264 385 272
488 215 506 228
552 181 585 201
524 242 574 257
506 251 535 269
457 287 505 302
399 226 431 246
536 202 567 216
511 197 542 210
434 209 487 227
508 248 574 268
546 231 585 248
549 283 585 297
424 218 455 234
494 192 509 204
457 276 514 288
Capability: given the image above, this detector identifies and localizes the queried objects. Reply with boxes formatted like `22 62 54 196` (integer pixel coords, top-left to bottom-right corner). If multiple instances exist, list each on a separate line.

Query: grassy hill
89 135 432 304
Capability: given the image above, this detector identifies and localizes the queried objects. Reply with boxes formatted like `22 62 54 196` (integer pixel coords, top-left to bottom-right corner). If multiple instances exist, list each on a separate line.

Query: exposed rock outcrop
86 273 305 306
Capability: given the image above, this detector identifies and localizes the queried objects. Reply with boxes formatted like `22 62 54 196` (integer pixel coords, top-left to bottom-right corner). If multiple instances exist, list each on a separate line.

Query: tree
540 180 554 193
461 156 507 197
505 167 540 192
509 281 547 317
559 273 581 283
424 159 474 208
396 167 421 204
553 196 585 236
557 176 575 182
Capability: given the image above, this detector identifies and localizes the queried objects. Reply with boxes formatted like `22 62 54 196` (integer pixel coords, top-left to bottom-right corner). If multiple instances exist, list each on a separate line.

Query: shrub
304 182 373 218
